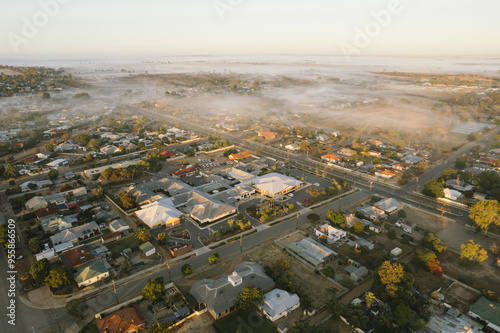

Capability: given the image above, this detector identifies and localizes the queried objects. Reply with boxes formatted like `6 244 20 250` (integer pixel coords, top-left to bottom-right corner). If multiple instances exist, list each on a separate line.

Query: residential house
315 224 346 244
287 237 337 268
73 260 109 287
391 163 410 171
100 145 121 155
178 191 236 224
374 198 402 213
401 155 424 165
101 232 122 245
356 206 387 221
354 238 375 250
190 262 275 319
285 143 299 151
445 179 474 192
50 222 100 246
344 261 369 282
172 166 199 178
257 131 278 140
139 242 156 257
321 154 341 164
42 215 77 232
261 289 300 322
35 205 59 221
25 196 48 211
60 245 95 269
97 307 146 333
47 158 68 168
467 297 500 333
160 150 177 158
375 169 397 179
316 134 330 143
338 148 357 157
444 188 463 201
109 219 130 234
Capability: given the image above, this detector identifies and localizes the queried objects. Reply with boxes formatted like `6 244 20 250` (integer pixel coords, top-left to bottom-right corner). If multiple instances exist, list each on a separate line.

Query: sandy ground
175 312 217 333
247 243 343 307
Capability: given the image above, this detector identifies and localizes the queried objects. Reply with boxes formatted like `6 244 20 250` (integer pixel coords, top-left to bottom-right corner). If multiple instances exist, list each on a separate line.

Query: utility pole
166 262 172 282
369 181 373 192
296 212 300 230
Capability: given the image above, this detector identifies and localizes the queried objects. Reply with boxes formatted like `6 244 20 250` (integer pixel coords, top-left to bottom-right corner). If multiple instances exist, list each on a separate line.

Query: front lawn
106 236 140 253
214 312 275 333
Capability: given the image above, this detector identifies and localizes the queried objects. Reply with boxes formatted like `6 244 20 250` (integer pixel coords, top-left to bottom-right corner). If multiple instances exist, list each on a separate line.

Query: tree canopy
30 259 51 286
235 284 264 313
460 240 488 263
326 209 345 228
423 179 444 198
142 277 164 301
469 200 500 231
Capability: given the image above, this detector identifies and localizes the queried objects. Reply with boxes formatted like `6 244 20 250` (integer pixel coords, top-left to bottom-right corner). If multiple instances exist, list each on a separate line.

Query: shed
139 242 156 257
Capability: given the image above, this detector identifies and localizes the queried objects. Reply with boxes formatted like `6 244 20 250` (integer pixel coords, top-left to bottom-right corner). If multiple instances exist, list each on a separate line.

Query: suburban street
3 100 498 332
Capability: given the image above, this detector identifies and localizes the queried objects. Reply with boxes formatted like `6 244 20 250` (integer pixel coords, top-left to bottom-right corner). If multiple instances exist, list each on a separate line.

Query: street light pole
296 212 300 230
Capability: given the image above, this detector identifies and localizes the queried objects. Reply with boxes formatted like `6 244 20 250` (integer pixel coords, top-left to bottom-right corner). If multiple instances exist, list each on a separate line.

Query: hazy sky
1 0 499 60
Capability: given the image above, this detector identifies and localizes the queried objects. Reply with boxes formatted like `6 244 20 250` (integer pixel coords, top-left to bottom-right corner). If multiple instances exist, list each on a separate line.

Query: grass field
106 236 140 253
213 312 275 333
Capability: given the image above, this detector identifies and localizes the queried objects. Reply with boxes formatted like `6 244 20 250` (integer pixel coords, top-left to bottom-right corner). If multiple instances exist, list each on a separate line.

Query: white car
287 193 294 198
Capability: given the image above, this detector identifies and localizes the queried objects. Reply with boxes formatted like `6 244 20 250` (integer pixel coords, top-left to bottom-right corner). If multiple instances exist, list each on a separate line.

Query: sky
1 0 499 61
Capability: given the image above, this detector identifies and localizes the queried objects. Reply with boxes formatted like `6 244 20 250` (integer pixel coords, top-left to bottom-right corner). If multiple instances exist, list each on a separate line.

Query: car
468 231 475 235
304 198 309 202
287 193 294 198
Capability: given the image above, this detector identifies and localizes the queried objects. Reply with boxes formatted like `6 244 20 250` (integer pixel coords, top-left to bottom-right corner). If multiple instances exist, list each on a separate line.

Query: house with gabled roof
73 260 109 287
256 131 278 140
60 245 95 269
249 172 302 198
190 262 275 320
261 289 300 322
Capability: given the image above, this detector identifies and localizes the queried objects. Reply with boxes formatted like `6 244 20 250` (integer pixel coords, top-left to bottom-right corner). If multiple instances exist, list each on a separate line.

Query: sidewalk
19 286 66 310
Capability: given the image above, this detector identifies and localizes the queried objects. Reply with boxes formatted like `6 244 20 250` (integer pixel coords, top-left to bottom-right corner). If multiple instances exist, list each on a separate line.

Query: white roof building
135 198 183 228
25 196 48 210
261 289 300 322
315 224 347 244
249 172 302 197
109 219 130 233
100 145 121 155
444 188 463 201
47 158 68 168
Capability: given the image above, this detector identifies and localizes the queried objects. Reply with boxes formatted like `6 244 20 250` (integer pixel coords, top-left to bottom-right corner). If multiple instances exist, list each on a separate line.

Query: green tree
235 284 264 313
88 138 102 150
48 169 59 180
460 240 488 263
299 140 311 153
181 264 193 275
42 92 50 99
3 164 17 178
117 191 137 209
153 141 162 150
455 159 466 169
75 134 90 146
142 277 164 301
322 265 335 278
422 232 445 253
135 227 151 244
373 157 383 165
326 209 345 227
27 182 38 191
157 232 166 244
397 210 407 218
416 248 438 267
377 261 405 297
208 253 220 265
414 161 428 174
353 221 364 234
28 237 39 253
476 171 500 192
43 143 54 151
66 299 89 319
307 213 320 222
44 268 71 289
467 132 480 141
344 305 369 330
393 304 412 326
29 259 51 286
326 297 345 319
423 179 444 198
291 320 315 333
469 200 500 231
254 147 262 155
